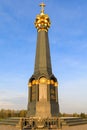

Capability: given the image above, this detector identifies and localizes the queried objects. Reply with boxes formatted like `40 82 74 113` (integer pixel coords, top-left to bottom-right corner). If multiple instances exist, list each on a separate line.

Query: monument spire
28 3 59 119
34 2 52 78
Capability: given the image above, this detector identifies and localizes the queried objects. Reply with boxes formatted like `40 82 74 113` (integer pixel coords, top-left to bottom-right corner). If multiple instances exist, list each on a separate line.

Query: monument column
27 3 59 118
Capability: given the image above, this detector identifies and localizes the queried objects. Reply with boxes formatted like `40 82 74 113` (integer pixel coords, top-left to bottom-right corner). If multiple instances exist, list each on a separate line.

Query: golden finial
40 2 46 14
34 2 51 32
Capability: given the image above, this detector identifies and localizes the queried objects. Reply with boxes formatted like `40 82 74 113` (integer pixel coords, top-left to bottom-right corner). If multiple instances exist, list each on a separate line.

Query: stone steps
68 121 87 126
0 117 20 126
62 118 87 126
0 122 16 126
1 117 87 129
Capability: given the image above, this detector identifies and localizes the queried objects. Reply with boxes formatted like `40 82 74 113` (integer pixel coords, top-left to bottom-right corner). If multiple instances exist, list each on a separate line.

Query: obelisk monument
27 2 59 119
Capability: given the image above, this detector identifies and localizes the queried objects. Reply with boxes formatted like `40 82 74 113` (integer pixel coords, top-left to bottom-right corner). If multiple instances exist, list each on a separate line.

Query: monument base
19 117 61 130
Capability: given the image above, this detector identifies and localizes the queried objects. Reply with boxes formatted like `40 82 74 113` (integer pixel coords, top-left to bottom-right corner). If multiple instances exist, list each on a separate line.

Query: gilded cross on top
40 2 46 13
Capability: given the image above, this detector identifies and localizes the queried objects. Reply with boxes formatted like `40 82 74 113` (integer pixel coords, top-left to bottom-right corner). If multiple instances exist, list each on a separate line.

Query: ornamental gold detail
34 2 51 32
54 82 58 87
28 79 58 87
28 82 32 87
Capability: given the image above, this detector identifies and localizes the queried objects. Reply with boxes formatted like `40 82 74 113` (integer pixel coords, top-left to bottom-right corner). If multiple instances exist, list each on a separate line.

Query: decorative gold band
28 79 58 87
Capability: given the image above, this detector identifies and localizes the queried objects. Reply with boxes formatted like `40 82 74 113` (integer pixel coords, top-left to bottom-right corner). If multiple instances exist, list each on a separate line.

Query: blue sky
0 0 87 114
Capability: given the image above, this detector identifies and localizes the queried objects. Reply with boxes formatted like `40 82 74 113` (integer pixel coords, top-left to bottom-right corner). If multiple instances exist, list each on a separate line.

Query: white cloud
59 78 87 113
0 101 14 109
0 90 27 110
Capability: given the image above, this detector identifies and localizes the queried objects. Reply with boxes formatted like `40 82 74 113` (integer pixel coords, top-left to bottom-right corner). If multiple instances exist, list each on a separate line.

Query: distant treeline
0 109 27 119
0 109 87 119
59 112 87 118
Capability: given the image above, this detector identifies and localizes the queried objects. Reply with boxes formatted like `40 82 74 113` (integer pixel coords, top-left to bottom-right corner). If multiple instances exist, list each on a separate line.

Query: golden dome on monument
34 2 51 32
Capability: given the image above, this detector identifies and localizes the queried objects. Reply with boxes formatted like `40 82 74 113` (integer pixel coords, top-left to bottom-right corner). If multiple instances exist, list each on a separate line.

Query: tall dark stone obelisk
27 3 59 118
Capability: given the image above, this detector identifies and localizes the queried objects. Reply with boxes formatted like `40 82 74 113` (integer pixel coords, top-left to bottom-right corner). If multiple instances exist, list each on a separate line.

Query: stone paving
62 124 87 130
0 124 87 130
0 125 19 130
